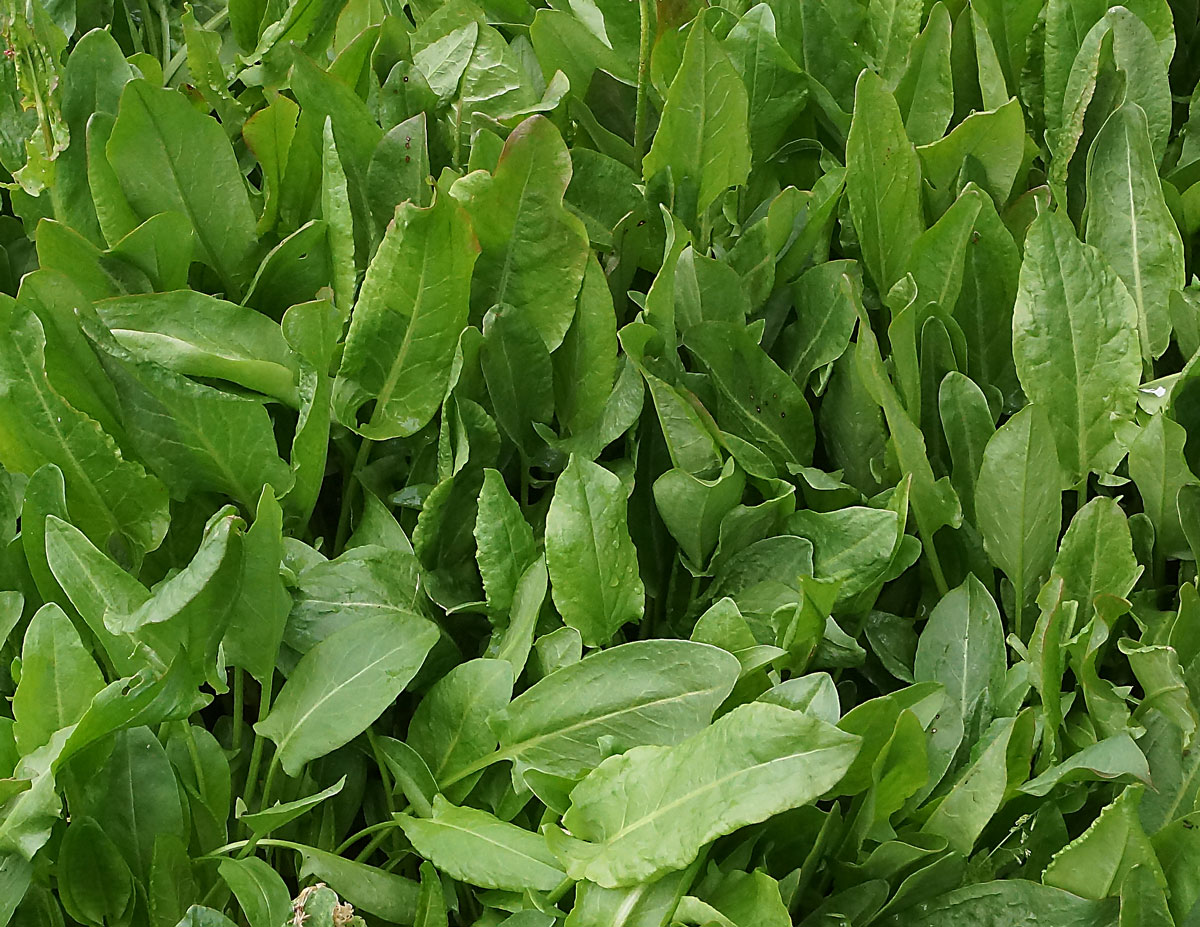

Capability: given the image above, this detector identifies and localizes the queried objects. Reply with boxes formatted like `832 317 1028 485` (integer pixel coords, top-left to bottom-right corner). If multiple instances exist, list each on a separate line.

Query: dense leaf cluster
0 0 1198 924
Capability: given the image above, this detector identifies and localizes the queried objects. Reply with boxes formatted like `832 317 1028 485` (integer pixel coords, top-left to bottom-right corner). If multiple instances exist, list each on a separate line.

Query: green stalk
334 437 373 554
633 0 652 163
240 673 274 810
353 828 394 863
231 668 244 755
258 753 283 815
334 819 402 857
367 729 397 816
925 538 950 599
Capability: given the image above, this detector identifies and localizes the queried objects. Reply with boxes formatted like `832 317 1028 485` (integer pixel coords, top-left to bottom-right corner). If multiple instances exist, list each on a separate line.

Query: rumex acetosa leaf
1012 210 1140 485
334 192 479 440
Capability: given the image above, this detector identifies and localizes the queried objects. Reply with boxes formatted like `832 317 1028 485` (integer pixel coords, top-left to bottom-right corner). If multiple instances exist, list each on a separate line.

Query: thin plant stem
633 0 652 162
335 437 373 554
232 668 244 755
335 819 401 857
241 672 274 810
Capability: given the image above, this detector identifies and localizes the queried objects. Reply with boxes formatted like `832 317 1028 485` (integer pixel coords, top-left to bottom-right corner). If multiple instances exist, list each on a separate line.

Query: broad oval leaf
1012 203 1140 486
551 702 860 887
1085 102 1184 360
255 613 439 775
398 795 565 892
490 639 741 783
334 192 479 439
546 455 645 646
106 80 256 293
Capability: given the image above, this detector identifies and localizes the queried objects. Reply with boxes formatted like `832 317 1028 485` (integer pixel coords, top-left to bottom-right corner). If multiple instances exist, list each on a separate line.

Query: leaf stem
633 0 652 163
259 753 283 814
924 537 950 598
367 729 397 816
353 828 394 863
335 437 373 554
334 819 401 857
241 672 274 810
232 669 245 755
438 747 510 790
545 877 574 905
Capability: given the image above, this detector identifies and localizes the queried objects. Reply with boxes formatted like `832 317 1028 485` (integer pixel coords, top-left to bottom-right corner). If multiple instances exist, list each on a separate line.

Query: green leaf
1022 735 1152 796
725 4 807 160
117 509 243 690
218 858 292 927
334 192 479 439
255 613 439 775
1129 414 1194 561
917 99 1026 208
846 69 924 294
475 469 537 621
94 290 300 405
643 20 751 223
787 504 900 603
415 861 448 927
490 639 740 782
546 455 644 646
43 513 149 675
684 321 815 470
82 317 293 508
554 254 618 437
106 81 256 294
12 603 105 754
938 372 993 525
566 869 693 927
779 261 859 392
223 486 290 684
894 3 953 146
1119 640 1197 744
319 118 357 319
1118 864 1174 927
866 0 921 85
920 711 1035 854
399 795 565 891
975 404 1063 635
550 702 859 887
235 778 347 841
875 881 1117 927
452 115 589 351
689 868 790 927
280 842 418 923
58 818 135 927
1044 786 1164 901
408 658 513 801
242 93 299 238
481 302 555 455
284 542 424 653
0 302 168 564
1053 498 1141 612
79 726 184 879
915 575 1006 735
654 459 746 569
277 299 336 523
1013 218 1141 484
1086 102 1185 360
